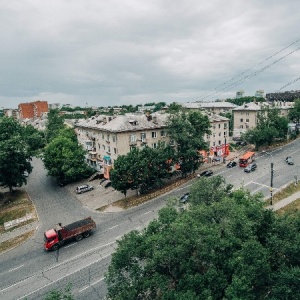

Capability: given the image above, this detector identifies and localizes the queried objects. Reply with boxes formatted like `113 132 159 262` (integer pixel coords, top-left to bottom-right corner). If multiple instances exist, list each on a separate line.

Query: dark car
76 184 93 194
198 170 214 177
226 161 237 168
285 156 294 165
244 163 257 173
180 192 190 204
104 180 112 188
236 141 247 146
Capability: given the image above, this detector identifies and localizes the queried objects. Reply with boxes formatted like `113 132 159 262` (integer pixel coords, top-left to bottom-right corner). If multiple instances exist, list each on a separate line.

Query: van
76 185 93 194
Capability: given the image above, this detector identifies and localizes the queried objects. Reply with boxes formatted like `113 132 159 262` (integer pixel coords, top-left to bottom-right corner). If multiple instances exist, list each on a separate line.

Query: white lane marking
8 265 24 272
21 254 112 299
64 243 76 248
79 277 105 293
142 211 151 215
108 225 118 230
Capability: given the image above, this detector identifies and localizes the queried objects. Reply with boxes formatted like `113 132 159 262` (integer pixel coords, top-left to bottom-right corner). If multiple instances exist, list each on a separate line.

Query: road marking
108 225 118 230
79 277 105 293
142 211 151 215
8 265 24 272
64 243 76 248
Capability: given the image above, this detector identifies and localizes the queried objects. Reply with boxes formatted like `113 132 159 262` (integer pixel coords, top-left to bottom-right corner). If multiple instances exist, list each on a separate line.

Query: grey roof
75 113 169 133
182 102 238 109
232 102 261 111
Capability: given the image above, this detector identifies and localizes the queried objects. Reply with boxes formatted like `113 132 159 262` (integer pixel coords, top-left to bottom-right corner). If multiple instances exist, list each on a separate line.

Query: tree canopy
288 98 300 124
105 176 300 299
166 110 211 176
0 117 33 193
43 128 93 184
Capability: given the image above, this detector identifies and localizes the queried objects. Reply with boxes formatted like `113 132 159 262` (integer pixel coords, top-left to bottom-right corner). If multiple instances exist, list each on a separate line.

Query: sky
1 0 300 109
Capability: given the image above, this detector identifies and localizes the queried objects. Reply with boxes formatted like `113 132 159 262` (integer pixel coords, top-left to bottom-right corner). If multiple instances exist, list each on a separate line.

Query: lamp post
266 152 274 205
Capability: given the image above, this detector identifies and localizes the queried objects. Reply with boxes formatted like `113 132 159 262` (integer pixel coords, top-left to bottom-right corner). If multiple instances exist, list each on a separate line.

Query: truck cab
44 229 59 251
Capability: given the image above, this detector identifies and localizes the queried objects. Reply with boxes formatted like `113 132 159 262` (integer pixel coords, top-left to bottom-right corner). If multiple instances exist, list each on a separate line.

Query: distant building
18 100 48 119
4 109 19 119
236 90 245 99
49 103 60 110
266 90 300 102
182 101 237 114
255 90 265 98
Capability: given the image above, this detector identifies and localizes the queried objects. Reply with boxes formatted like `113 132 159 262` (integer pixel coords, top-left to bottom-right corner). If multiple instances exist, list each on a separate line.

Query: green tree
22 124 45 155
43 129 93 184
166 110 210 176
105 183 280 299
44 283 74 300
288 98 300 124
45 109 65 142
0 117 32 193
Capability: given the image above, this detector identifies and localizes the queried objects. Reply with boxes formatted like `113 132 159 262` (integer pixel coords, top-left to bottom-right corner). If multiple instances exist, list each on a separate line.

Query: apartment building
74 113 170 178
18 100 48 119
205 114 230 159
182 101 237 115
232 101 294 137
74 111 230 177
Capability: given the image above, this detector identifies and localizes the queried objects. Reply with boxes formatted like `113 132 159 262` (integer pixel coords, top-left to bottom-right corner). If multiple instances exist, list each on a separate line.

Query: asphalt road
0 139 299 299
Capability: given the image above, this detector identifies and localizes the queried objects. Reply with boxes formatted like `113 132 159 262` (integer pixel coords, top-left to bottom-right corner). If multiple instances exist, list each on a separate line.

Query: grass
0 231 35 254
0 190 37 234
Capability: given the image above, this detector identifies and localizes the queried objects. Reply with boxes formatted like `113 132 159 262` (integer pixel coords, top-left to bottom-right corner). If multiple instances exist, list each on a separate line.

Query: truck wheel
52 244 59 251
83 231 90 238
76 234 83 241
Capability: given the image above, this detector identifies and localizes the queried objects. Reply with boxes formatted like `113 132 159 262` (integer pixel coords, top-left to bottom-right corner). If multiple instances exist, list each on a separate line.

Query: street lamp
266 152 274 205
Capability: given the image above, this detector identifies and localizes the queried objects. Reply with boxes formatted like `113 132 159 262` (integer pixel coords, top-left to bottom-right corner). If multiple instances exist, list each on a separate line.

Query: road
0 139 299 299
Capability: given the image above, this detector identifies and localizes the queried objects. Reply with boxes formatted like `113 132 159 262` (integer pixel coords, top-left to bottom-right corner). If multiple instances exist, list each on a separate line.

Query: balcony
129 140 137 146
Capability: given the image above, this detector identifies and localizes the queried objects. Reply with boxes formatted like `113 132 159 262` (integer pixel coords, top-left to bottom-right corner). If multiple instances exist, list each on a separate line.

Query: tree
288 98 300 124
45 109 65 142
43 128 93 184
44 283 74 300
105 183 280 299
0 117 32 194
166 110 210 176
22 124 45 155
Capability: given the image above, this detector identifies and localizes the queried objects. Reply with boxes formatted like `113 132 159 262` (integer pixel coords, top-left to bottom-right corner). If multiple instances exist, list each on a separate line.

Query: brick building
18 100 48 119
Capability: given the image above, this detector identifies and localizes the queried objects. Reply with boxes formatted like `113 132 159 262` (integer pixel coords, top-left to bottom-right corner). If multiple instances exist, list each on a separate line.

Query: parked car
226 161 237 168
285 156 294 165
213 157 221 162
180 192 190 204
104 180 112 188
244 163 257 173
76 184 93 194
197 170 214 177
236 141 247 146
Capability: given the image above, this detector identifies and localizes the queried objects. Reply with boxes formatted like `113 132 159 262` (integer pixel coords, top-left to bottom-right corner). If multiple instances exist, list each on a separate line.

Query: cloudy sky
1 1 300 109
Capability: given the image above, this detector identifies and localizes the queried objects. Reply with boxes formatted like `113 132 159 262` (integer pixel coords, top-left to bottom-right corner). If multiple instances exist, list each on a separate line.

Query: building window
213 133 216 138
206 134 210 139
112 135 116 142
240 125 243 129
152 143 157 148
160 130 166 137
107 146 111 153
102 133 104 139
106 134 110 141
160 141 166 147
130 135 136 143
240 118 243 122
246 125 249 129
246 112 249 115
218 124 221 129
113 148 117 154
213 142 216 146
130 145 136 151
246 119 249 122
103 145 106 150
152 132 157 138
219 132 221 136
98 143 100 149
141 132 146 141
224 132 227 136
219 140 221 145
224 124 227 129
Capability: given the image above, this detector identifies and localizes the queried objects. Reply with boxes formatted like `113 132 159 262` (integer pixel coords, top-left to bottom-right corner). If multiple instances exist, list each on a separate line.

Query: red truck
44 217 96 251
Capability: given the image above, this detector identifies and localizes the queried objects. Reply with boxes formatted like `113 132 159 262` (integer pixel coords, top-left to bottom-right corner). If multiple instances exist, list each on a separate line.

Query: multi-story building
3 109 19 119
181 101 237 115
18 100 48 119
232 101 294 137
74 111 230 177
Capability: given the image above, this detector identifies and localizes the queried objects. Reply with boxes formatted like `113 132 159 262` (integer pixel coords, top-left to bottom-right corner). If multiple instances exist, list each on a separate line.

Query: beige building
74 112 230 177
232 101 294 137
182 101 237 115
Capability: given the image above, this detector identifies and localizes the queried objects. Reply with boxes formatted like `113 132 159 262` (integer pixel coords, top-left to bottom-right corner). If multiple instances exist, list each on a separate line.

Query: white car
76 185 93 194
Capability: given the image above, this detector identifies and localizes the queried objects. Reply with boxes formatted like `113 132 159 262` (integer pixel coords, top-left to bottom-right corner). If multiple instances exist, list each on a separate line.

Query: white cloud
1 0 300 108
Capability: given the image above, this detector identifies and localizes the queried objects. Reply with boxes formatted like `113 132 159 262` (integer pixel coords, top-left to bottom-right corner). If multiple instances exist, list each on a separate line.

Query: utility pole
270 162 274 205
